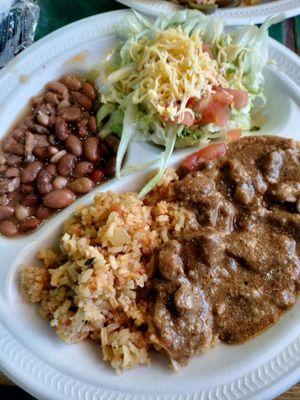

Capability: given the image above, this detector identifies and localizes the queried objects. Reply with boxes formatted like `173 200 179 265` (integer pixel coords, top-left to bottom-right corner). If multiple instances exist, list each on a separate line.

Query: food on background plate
21 135 300 372
170 0 260 14
97 10 278 195
0 74 120 237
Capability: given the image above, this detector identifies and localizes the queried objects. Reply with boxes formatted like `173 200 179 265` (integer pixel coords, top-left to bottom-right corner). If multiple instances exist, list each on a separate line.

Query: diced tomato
187 97 210 114
169 87 248 129
213 87 234 106
195 142 227 160
200 101 231 127
180 111 195 127
226 129 242 141
180 153 199 173
188 88 232 128
180 142 227 173
187 97 197 111
173 110 195 127
223 88 248 110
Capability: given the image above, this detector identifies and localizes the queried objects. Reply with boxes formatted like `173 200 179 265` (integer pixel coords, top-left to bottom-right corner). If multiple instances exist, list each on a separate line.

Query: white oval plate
0 9 300 400
116 0 300 25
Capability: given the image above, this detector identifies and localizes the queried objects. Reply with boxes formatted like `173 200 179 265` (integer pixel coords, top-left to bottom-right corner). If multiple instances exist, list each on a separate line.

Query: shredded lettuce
97 103 116 125
139 125 181 197
96 10 280 195
115 96 138 178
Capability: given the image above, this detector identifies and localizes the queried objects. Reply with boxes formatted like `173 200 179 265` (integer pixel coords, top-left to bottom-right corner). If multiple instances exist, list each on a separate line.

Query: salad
97 10 278 195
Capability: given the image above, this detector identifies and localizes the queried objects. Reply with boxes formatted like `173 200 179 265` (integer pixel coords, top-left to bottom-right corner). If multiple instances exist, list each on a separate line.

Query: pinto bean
8 143 25 156
12 128 25 141
81 111 90 120
46 105 56 121
5 167 19 178
46 81 68 96
44 91 60 106
31 124 49 135
69 177 93 194
43 189 75 209
45 163 57 176
77 119 89 138
61 74 82 91
15 204 32 220
5 155 22 166
0 205 14 220
20 184 34 194
22 116 34 128
65 135 82 157
36 110 49 126
59 107 81 122
57 99 71 110
52 176 68 190
35 135 49 147
57 154 76 177
24 131 37 158
36 169 53 195
91 169 105 184
50 149 67 164
0 220 18 236
0 74 106 236
82 82 97 100
21 161 42 184
48 134 56 145
19 216 41 233
83 137 100 163
72 92 92 110
0 194 8 205
88 116 97 133
3 138 25 156
3 137 16 151
36 206 52 220
296 199 300 213
55 116 70 140
31 95 44 107
1 172 8 182
104 135 120 155
33 147 48 160
49 146 59 156
74 161 93 177
33 146 58 160
21 193 40 207
0 177 20 193
7 189 23 203
35 103 56 127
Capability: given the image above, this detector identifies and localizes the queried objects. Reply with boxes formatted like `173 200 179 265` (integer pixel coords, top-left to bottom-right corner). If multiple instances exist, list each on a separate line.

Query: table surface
0 0 299 399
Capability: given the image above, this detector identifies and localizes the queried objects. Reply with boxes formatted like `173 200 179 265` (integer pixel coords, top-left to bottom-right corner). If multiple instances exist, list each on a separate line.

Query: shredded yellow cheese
111 27 227 124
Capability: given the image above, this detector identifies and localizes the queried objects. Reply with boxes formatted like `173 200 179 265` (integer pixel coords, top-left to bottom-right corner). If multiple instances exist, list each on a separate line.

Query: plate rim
116 0 300 25
0 9 300 400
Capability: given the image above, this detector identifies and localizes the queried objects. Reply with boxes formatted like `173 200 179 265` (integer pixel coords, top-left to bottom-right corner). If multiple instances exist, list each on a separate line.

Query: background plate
0 9 299 400
116 0 300 25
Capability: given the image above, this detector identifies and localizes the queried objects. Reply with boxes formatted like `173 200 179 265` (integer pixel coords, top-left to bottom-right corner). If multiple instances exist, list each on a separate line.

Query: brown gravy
149 136 300 365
